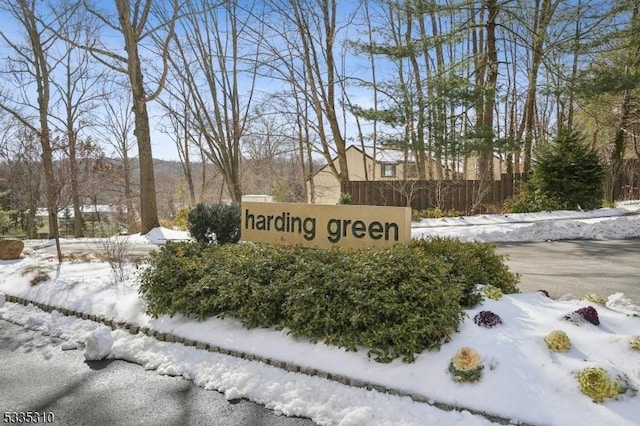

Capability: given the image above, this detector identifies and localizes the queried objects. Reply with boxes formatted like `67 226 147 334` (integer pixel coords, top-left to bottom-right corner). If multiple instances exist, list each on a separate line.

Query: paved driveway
0 320 316 426
495 238 640 304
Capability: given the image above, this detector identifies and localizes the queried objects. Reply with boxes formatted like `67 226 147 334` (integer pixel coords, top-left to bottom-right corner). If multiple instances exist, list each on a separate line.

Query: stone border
1 293 527 425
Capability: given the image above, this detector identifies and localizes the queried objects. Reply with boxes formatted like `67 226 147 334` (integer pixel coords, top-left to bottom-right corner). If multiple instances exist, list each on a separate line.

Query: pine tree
531 131 606 210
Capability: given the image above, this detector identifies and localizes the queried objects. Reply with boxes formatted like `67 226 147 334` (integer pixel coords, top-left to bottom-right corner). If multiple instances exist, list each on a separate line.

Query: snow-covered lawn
1 202 640 426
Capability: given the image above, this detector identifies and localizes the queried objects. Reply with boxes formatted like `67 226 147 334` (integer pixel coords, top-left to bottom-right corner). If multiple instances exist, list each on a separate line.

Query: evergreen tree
187 203 241 245
531 131 606 210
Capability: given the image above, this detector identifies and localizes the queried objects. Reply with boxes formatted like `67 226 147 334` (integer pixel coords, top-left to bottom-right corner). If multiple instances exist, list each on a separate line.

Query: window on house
381 163 396 178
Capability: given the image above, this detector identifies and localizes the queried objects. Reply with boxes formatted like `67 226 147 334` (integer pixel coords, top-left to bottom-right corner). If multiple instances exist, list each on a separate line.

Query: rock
61 341 79 351
0 238 24 260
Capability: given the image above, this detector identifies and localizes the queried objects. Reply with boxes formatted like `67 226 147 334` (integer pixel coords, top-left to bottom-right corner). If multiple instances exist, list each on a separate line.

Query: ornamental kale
575 306 600 326
473 310 503 328
577 367 620 403
482 284 503 300
544 330 571 352
449 347 484 383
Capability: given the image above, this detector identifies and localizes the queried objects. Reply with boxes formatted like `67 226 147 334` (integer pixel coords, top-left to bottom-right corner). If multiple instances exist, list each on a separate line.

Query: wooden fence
342 159 640 213
606 159 640 202
342 174 525 213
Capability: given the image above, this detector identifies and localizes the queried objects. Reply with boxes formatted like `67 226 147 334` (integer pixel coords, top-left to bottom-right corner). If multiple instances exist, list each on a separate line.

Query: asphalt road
495 238 640 304
0 320 316 426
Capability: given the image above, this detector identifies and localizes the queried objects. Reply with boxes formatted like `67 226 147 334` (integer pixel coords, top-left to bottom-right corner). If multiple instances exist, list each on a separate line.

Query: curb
1 293 528 426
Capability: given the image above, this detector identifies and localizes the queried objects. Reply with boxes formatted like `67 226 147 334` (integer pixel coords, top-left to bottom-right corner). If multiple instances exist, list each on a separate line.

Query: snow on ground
132 226 194 244
2 201 640 426
411 200 640 242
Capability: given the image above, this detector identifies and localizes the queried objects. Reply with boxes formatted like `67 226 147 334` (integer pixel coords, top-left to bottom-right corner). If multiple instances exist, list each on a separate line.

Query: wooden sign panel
241 202 411 249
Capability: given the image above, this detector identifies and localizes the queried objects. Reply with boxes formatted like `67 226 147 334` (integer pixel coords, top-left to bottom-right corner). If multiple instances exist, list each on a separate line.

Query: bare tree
240 105 306 201
468 0 500 183
610 2 640 161
80 0 179 234
157 76 203 208
510 0 561 175
164 0 258 203
95 85 138 230
261 0 351 189
0 0 64 260
0 125 43 238
50 7 105 237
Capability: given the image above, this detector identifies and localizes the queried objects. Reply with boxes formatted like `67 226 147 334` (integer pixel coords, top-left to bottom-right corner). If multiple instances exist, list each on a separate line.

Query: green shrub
503 184 562 213
339 192 353 204
0 210 13 233
412 208 462 219
282 245 464 363
138 241 211 318
509 131 606 213
138 238 517 363
411 237 519 307
532 131 605 211
187 202 241 245
174 208 190 231
187 244 299 327
187 203 214 244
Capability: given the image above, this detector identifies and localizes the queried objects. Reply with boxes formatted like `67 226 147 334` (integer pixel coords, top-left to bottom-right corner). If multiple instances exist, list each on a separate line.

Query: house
309 145 512 205
35 204 129 237
309 145 448 205
463 155 513 181
36 205 128 221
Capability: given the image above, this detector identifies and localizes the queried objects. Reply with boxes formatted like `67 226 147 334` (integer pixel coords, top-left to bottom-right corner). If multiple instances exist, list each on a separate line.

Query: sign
241 202 411 249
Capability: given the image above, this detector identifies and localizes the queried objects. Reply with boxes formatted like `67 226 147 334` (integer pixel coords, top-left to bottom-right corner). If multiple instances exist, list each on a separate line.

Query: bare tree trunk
518 0 560 175
2 0 63 261
421 0 446 180
116 0 160 234
612 3 639 160
122 153 136 228
97 89 137 230
279 0 349 185
405 3 428 180
51 12 105 239
41 130 62 259
68 130 83 237
481 0 499 181
83 0 177 234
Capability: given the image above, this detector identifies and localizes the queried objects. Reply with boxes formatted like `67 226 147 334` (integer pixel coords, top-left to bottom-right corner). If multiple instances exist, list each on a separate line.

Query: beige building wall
310 146 470 204
464 156 508 180
345 146 374 181
310 167 342 205
310 147 378 205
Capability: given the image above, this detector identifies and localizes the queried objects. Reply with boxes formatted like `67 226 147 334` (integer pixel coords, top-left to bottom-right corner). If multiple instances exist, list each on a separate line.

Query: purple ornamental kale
575 306 600 326
473 310 503 328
